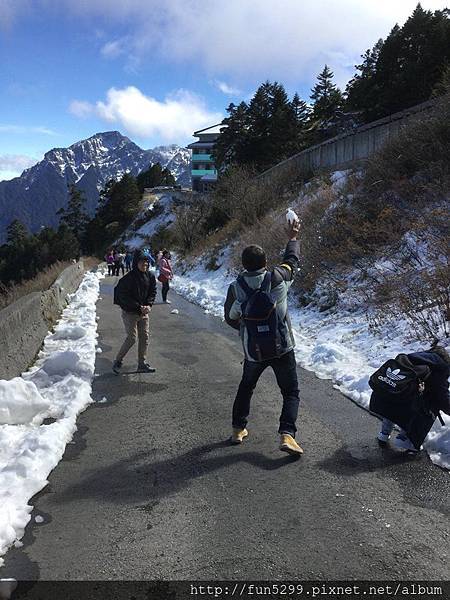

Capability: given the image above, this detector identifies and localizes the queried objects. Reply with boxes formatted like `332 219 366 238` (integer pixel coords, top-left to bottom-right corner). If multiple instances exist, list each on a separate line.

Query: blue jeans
232 350 300 437
381 418 410 441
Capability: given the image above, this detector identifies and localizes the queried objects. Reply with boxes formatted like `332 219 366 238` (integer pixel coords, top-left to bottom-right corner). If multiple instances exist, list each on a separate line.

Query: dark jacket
370 350 450 449
114 250 156 314
224 240 300 361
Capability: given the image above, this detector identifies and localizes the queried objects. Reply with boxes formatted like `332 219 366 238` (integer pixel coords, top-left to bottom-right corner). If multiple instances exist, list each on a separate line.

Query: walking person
224 220 303 455
370 345 450 452
155 250 163 275
124 251 133 272
112 249 157 374
114 250 125 276
105 249 115 276
158 250 173 304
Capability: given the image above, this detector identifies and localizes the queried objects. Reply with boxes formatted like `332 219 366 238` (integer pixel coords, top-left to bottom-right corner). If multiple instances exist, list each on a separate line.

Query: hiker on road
224 220 303 456
370 346 450 453
114 250 125 277
105 249 115 276
112 249 157 374
158 250 173 304
124 251 133 272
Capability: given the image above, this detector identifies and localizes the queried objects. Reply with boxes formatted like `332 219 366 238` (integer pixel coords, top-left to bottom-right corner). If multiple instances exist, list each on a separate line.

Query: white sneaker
164 300 171 304
394 436 418 452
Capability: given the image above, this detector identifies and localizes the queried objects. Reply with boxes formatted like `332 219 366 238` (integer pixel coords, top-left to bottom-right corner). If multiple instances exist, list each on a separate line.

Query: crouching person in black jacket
370 346 450 453
113 249 157 374
223 220 303 456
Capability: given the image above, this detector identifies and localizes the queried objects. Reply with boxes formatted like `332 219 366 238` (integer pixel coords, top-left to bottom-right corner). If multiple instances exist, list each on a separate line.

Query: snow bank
0 380 50 426
0 268 104 566
172 257 450 471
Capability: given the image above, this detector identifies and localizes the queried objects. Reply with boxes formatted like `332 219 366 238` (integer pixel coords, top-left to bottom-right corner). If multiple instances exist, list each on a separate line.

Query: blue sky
0 0 448 180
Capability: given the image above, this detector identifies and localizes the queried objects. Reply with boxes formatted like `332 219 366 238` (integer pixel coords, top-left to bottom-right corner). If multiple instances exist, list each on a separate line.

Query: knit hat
132 249 149 270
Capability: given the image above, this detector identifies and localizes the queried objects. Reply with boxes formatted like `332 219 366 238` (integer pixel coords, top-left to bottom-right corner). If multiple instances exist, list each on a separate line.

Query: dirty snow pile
172 255 450 471
0 269 103 566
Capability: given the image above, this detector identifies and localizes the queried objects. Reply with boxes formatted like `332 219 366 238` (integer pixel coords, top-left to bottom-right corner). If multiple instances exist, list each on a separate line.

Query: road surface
2 276 449 585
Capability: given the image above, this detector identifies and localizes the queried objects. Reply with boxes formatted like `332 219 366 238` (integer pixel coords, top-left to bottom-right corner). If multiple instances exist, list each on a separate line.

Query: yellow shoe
231 428 249 444
279 434 303 456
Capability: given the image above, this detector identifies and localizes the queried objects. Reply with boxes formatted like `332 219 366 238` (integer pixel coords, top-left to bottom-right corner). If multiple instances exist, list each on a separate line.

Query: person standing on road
124 251 133 272
105 249 115 276
224 220 303 455
158 250 173 304
112 249 157 374
114 250 125 276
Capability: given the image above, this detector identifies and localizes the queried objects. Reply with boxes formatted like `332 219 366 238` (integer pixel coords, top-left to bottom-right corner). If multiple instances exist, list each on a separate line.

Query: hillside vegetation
153 92 450 343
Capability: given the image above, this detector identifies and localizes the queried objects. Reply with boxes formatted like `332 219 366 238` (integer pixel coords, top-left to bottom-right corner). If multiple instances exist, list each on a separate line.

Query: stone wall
0 261 85 380
258 99 436 181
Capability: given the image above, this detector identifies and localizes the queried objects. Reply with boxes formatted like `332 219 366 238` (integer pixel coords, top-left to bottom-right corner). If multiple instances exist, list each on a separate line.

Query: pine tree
213 102 250 170
345 39 384 120
289 93 311 153
345 5 450 121
57 184 89 247
310 65 344 123
136 163 176 193
6 219 29 247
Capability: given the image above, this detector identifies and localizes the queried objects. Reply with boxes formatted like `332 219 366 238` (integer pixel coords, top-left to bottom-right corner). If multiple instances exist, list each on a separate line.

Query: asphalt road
2 276 449 583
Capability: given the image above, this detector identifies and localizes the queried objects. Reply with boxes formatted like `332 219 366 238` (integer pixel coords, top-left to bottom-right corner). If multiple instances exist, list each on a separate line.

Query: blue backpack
237 272 282 361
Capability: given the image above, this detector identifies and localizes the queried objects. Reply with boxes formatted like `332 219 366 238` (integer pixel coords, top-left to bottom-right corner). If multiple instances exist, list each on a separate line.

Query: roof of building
187 141 216 149
193 123 226 136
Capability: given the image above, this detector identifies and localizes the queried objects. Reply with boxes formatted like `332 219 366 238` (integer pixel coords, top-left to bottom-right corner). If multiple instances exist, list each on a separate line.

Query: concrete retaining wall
259 99 436 181
0 261 85 380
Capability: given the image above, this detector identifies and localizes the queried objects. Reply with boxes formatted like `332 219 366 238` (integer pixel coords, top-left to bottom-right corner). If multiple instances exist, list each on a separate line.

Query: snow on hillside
119 190 188 250
0 268 104 565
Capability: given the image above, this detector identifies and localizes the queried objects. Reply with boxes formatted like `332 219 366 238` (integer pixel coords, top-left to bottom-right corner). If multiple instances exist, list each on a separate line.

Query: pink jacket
159 257 173 280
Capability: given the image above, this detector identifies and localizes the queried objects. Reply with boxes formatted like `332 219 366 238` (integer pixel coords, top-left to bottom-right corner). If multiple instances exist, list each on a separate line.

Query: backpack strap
237 272 271 297
236 275 255 297
260 271 272 293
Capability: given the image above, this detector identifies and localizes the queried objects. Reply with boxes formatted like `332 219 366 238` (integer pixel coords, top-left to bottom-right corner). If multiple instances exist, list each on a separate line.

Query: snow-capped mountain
0 131 191 242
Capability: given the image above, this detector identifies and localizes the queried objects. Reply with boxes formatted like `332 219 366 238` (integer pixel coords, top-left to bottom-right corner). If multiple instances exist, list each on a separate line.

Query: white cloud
214 81 242 96
4 1 449 89
0 125 57 135
68 100 94 119
101 39 126 59
55 0 450 88
72 86 222 142
0 154 38 180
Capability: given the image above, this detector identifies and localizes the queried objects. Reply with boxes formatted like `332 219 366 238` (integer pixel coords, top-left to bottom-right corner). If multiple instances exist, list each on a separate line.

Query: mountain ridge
0 131 191 242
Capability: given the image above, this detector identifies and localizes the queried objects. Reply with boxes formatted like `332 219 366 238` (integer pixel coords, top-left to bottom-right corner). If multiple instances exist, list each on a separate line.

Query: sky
0 0 449 181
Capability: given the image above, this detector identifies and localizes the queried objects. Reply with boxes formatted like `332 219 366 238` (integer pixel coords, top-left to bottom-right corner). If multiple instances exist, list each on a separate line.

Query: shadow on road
56 440 301 507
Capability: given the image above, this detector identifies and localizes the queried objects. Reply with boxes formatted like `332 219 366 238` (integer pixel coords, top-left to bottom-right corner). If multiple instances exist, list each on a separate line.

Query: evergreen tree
6 219 29 247
345 39 384 120
136 163 176 193
289 93 311 153
84 172 141 253
346 5 450 121
57 184 89 248
213 102 250 170
310 65 344 123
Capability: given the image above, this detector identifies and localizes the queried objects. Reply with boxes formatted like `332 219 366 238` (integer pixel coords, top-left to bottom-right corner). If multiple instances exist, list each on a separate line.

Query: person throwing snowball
224 216 303 455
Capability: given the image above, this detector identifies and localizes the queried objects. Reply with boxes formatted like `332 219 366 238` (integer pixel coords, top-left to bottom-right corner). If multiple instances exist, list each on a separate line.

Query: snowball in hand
286 208 299 224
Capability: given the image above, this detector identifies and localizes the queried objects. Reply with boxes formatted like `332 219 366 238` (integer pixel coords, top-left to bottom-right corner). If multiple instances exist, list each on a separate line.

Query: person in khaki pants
113 249 157 374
